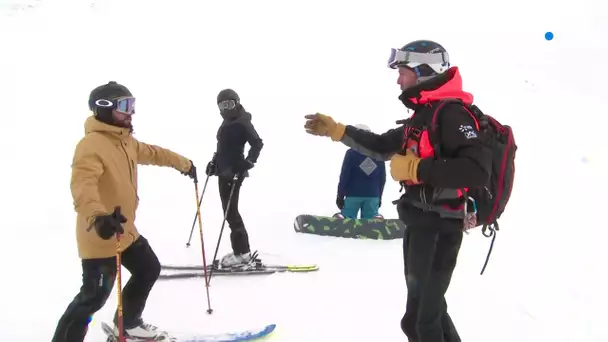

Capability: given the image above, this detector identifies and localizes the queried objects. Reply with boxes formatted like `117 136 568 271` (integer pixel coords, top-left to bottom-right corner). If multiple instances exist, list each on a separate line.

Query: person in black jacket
206 89 263 268
304 40 492 342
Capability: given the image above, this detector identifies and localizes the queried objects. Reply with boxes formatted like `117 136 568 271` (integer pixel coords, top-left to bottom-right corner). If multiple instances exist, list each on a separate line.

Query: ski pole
194 176 213 314
115 207 125 342
186 174 210 247
208 175 239 285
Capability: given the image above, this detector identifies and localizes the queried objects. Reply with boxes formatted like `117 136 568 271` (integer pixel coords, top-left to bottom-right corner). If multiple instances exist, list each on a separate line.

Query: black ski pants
218 176 250 255
398 204 463 342
51 236 161 342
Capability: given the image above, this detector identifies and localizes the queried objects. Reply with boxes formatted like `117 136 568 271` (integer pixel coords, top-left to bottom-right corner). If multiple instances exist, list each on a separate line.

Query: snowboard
101 321 276 342
293 214 406 240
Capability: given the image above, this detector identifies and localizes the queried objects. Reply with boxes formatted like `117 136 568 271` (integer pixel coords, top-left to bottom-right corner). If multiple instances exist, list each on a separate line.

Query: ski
159 263 318 279
101 321 276 342
160 256 318 279
161 263 318 272
159 268 276 279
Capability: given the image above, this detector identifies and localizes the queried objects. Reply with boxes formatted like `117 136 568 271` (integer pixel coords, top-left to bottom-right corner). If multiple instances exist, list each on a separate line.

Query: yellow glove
304 113 346 142
390 150 421 183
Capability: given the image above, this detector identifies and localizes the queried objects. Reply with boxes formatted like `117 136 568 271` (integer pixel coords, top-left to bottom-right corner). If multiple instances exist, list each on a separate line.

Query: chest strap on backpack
394 183 470 218
407 201 466 219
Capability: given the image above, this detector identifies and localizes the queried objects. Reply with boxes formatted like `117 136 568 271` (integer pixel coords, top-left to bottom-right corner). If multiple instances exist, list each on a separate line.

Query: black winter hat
88 81 133 111
217 89 239 104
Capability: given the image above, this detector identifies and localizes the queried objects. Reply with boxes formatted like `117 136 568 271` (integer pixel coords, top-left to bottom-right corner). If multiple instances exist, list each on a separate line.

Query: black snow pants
398 204 464 342
51 236 161 342
218 176 250 255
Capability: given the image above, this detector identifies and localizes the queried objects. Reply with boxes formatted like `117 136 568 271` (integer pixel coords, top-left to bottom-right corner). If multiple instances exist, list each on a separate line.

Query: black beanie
217 89 240 104
88 81 133 111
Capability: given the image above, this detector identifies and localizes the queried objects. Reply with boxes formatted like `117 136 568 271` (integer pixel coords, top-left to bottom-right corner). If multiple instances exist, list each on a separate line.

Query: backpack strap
480 221 498 275
428 100 458 157
397 100 481 219
428 99 481 150
426 99 477 207
430 100 510 276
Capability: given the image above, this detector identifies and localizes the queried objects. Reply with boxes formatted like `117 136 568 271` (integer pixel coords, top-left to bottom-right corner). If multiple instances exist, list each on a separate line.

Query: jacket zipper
119 143 138 202
120 143 134 184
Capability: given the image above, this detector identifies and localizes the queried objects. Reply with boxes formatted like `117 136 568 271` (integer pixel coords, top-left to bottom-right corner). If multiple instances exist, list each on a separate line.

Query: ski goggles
94 96 136 115
387 48 450 70
218 99 236 111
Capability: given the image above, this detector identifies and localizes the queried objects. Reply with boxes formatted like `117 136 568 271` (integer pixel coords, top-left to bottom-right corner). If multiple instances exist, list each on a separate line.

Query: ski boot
219 251 253 269
113 322 172 341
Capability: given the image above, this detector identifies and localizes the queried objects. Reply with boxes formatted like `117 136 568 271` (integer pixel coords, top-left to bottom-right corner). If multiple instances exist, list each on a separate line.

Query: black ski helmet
387 40 450 82
88 81 132 111
88 81 133 126
217 89 240 104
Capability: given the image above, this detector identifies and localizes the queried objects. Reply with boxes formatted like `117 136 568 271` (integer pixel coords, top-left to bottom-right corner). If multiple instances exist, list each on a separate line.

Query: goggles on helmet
218 99 236 111
95 96 136 115
387 48 450 74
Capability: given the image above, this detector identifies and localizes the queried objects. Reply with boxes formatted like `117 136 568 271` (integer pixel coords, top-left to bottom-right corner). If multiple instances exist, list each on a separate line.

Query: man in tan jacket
52 81 197 342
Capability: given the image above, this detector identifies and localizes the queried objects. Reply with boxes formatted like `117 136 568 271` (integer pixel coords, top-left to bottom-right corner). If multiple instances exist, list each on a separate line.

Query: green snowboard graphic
294 214 406 240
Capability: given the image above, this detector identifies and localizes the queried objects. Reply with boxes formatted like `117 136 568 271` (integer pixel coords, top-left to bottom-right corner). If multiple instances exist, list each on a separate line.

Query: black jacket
338 67 492 220
214 106 263 179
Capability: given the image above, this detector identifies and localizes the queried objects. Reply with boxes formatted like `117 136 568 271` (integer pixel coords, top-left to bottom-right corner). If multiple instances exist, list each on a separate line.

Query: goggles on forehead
218 99 236 111
95 96 136 115
387 48 450 72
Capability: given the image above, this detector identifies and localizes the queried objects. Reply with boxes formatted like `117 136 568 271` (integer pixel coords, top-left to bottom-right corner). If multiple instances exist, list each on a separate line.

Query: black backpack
428 100 517 274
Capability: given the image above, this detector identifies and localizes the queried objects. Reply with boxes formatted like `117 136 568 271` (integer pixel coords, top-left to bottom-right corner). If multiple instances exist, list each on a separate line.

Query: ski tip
252 323 277 340
257 323 277 336
181 323 277 341
286 264 319 272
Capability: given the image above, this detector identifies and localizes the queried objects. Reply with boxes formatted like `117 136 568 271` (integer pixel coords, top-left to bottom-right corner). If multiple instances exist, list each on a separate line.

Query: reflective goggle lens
94 97 136 114
387 48 400 69
387 48 450 71
115 97 135 114
218 99 236 111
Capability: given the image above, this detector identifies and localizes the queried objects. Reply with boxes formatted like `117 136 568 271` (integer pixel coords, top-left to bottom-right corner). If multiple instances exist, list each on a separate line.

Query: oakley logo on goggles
218 99 236 111
95 97 136 115
387 48 450 70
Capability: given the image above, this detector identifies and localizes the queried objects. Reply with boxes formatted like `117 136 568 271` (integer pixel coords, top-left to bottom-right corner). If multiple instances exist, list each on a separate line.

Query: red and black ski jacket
339 67 492 218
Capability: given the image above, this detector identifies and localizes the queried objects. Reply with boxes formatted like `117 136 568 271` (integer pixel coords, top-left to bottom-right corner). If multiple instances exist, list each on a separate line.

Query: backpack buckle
407 127 422 140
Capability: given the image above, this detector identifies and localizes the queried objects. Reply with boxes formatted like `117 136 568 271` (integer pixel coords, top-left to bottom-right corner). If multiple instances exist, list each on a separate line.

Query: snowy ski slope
1 0 607 341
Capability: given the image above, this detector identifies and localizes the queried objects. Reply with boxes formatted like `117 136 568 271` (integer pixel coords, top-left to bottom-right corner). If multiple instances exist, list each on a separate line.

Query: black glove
336 196 344 210
205 160 216 176
93 206 126 240
181 160 198 182
205 153 217 176
234 158 254 175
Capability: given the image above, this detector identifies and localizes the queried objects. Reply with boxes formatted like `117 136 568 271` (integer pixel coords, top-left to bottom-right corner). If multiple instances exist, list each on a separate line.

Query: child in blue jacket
336 124 386 219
